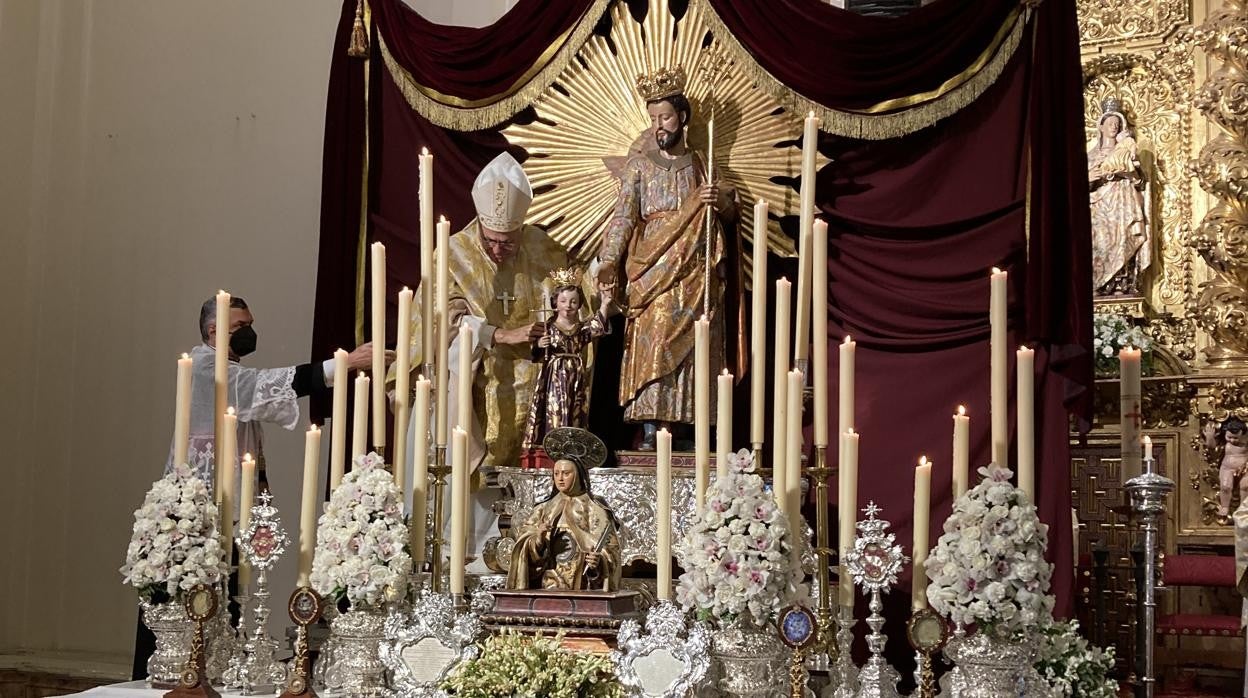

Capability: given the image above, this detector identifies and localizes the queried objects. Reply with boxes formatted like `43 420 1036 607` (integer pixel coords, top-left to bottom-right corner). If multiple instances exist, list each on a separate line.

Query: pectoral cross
495 290 517 315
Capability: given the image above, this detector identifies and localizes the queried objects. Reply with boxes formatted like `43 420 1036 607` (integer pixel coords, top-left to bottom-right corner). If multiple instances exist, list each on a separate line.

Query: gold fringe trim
694 0 1029 140
377 0 613 131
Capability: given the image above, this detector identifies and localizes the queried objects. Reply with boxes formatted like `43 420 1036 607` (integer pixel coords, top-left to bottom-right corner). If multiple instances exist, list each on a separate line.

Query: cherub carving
1204 416 1248 521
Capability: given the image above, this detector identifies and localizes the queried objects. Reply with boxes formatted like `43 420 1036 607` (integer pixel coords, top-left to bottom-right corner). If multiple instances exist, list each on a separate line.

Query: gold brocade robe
506 492 621 591
398 221 569 467
598 151 726 424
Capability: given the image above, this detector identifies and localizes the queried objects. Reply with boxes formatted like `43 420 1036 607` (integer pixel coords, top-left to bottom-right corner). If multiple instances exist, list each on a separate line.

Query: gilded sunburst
503 0 824 280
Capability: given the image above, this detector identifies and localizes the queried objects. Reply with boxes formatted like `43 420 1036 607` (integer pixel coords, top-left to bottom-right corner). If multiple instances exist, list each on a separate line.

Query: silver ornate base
710 619 787 697
141 600 192 687
944 629 1039 698
223 586 287 694
856 589 901 698
324 607 388 697
312 604 339 691
823 607 858 698
204 593 239 685
222 593 251 690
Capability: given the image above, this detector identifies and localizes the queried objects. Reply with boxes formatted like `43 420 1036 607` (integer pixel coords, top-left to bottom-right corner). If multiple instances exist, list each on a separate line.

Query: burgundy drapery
369 0 598 102
311 0 1092 627
310 0 576 416
705 0 1019 111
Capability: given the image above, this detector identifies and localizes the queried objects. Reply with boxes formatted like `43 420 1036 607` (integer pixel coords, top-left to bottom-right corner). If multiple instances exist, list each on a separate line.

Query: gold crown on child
636 65 688 102
549 267 581 287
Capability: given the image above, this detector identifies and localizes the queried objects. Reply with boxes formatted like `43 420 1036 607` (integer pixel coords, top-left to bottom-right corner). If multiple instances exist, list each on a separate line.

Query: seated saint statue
506 428 621 591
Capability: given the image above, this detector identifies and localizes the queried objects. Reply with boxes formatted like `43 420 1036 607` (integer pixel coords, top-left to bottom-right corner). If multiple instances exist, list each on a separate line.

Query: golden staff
699 51 730 318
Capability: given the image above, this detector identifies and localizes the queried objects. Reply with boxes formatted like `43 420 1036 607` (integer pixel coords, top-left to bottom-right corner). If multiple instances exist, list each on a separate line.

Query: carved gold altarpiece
1076 0 1248 679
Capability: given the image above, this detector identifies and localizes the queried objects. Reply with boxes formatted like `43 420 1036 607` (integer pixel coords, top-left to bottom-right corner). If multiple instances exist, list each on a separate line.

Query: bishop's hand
495 322 541 346
347 342 395 371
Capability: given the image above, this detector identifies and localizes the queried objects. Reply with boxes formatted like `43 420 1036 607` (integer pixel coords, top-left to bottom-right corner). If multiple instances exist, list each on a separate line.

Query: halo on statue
501 0 829 274
542 427 608 470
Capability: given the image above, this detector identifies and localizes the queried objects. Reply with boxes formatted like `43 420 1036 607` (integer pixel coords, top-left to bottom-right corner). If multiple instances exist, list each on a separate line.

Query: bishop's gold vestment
400 221 569 467
598 150 726 424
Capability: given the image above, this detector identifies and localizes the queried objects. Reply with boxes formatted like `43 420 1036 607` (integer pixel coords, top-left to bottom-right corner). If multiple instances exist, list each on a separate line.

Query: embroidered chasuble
401 221 569 468
598 150 726 424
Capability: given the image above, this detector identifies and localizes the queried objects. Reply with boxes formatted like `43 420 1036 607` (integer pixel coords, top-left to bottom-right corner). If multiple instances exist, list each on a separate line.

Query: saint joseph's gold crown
636 65 688 102
549 267 581 287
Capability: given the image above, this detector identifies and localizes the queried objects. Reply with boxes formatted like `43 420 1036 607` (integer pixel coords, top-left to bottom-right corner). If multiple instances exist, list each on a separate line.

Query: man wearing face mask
165 294 387 484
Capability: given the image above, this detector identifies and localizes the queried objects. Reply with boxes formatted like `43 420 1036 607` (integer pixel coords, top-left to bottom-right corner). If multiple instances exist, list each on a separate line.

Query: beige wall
401 0 514 27
0 0 344 675
0 0 514 677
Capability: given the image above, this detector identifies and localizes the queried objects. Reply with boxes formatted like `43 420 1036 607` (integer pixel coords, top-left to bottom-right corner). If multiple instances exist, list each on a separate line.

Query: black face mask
230 325 257 357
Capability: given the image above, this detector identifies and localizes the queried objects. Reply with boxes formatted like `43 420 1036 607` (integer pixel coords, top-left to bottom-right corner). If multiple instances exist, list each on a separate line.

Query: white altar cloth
64 681 263 698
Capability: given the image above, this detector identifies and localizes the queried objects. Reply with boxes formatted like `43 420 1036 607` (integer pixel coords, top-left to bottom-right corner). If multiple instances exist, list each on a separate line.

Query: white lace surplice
165 344 299 485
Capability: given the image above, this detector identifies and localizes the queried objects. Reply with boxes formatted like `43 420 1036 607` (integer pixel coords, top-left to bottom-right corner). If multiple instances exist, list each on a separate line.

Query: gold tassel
348 0 369 59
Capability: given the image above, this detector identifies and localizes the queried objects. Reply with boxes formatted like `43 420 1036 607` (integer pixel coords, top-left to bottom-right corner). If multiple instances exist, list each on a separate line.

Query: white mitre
471 152 533 232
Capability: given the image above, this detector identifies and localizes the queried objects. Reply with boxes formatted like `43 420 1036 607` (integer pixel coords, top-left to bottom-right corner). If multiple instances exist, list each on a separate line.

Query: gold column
1190 1 1248 367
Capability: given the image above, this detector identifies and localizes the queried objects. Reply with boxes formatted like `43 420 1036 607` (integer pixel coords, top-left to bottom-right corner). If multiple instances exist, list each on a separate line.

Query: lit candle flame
957 405 966 415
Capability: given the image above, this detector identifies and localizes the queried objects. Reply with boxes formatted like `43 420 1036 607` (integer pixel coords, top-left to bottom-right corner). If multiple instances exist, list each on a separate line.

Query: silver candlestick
824 604 859 698
223 491 290 694
844 502 907 698
1125 455 1173 698
224 591 252 683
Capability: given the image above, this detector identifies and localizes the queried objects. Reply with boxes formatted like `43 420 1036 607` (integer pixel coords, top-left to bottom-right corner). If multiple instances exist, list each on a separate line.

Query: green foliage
441 631 622 698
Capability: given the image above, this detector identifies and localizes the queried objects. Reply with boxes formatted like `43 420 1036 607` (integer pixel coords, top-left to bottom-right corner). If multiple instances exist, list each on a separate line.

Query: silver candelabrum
223 491 290 694
1125 455 1173 698
825 603 859 698
844 502 907 698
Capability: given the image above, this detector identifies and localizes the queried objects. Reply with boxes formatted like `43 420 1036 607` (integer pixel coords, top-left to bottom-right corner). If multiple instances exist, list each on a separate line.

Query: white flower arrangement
1033 620 1118 697
120 463 228 602
310 452 411 608
1092 314 1152 376
925 463 1055 633
675 449 806 627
